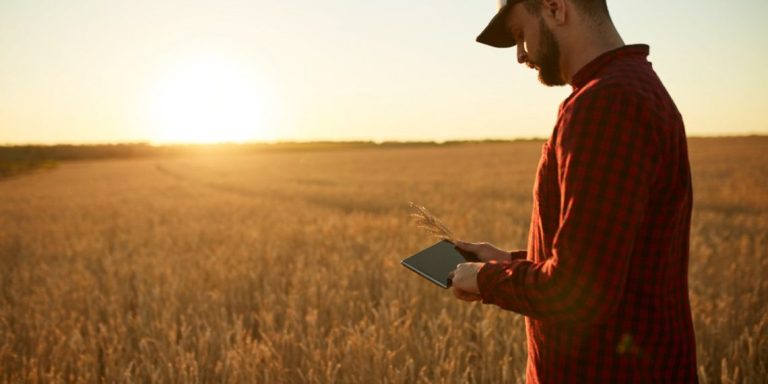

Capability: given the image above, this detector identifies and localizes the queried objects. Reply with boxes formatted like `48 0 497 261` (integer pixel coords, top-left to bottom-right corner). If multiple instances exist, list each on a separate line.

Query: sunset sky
1 0 766 144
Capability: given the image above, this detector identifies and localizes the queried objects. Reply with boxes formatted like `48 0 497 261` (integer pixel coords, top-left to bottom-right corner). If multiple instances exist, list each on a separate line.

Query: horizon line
2 133 768 147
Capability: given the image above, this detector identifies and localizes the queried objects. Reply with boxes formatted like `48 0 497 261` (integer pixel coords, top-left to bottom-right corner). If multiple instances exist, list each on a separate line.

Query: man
449 0 698 382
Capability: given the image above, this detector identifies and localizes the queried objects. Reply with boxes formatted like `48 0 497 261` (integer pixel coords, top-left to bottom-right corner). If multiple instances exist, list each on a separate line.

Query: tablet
401 240 480 289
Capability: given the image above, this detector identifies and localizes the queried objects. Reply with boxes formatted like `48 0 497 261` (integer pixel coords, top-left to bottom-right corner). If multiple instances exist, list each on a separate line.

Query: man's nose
516 44 528 64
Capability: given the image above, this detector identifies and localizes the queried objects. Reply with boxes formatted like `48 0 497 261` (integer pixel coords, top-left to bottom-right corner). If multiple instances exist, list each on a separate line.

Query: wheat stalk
408 201 457 244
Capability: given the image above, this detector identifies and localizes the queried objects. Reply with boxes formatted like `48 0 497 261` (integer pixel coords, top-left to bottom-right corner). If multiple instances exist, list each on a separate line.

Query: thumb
455 240 478 250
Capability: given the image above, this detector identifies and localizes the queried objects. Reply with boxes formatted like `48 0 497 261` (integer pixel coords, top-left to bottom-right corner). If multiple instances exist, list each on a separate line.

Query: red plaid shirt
478 45 698 383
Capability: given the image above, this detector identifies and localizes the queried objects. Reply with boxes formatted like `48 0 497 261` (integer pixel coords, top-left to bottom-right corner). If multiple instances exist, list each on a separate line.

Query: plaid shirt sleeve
477 84 659 324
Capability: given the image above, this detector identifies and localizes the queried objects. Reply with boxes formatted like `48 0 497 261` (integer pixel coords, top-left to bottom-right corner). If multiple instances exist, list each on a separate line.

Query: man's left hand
449 262 484 301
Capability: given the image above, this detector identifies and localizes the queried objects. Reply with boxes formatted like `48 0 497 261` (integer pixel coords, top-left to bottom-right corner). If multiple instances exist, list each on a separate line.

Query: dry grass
0 138 766 383
408 202 458 244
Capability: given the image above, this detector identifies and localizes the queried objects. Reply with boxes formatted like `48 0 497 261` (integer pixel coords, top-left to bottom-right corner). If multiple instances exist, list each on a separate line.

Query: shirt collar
571 44 650 89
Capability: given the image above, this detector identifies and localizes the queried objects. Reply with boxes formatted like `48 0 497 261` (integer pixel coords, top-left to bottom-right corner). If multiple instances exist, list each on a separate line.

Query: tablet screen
401 240 478 288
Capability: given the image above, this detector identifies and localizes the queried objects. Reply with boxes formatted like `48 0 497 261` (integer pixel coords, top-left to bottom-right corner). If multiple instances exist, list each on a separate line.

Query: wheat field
0 138 766 383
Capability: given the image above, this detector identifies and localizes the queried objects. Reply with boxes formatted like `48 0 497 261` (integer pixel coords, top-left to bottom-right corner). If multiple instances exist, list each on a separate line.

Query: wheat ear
408 201 457 244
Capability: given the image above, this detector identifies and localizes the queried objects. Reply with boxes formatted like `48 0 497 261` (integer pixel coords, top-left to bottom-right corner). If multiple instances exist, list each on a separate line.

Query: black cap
476 0 524 48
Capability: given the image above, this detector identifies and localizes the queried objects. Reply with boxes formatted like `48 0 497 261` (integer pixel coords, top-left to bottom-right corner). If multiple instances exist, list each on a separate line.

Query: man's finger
453 287 481 301
455 240 471 249
455 241 481 251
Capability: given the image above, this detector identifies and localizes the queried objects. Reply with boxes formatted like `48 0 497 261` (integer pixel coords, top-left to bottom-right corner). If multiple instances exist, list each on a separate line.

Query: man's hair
523 0 611 23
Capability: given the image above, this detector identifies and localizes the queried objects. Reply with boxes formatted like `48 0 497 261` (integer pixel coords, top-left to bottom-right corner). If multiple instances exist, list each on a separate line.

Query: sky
1 0 767 144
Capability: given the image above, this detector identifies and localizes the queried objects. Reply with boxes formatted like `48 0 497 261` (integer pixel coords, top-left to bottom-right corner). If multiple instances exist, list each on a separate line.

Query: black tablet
401 240 480 288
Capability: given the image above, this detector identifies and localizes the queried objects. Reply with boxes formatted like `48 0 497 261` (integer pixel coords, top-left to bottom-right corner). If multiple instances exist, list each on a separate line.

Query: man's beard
532 18 566 86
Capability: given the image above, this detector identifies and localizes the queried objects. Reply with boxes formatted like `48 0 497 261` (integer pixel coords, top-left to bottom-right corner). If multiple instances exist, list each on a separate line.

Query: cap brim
476 6 516 48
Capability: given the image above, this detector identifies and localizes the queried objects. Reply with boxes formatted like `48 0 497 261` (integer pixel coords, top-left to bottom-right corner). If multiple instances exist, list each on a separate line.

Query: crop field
0 137 766 383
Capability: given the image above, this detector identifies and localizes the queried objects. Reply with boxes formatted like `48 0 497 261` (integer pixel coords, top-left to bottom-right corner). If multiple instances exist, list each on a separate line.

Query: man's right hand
454 241 512 263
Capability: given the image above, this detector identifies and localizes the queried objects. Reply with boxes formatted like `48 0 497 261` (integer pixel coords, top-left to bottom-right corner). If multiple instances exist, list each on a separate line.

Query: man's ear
542 0 567 25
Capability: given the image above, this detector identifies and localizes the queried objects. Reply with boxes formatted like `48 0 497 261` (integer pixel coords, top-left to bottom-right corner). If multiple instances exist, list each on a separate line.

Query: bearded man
448 1 698 382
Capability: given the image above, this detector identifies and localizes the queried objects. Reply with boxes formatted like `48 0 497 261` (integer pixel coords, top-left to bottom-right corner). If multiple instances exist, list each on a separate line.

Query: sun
146 56 269 144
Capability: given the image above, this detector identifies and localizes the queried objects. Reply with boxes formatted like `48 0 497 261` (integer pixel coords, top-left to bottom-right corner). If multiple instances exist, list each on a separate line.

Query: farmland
0 137 766 383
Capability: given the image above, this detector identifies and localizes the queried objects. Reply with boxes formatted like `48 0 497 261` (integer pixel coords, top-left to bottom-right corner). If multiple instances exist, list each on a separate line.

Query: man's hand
449 262 484 302
455 241 511 263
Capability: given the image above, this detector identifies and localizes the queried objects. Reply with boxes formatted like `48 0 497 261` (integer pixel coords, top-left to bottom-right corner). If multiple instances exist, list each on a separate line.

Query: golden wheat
0 139 766 383
408 202 457 244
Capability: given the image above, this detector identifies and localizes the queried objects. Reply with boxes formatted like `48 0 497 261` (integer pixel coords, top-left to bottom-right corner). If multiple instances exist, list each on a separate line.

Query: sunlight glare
147 56 269 144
